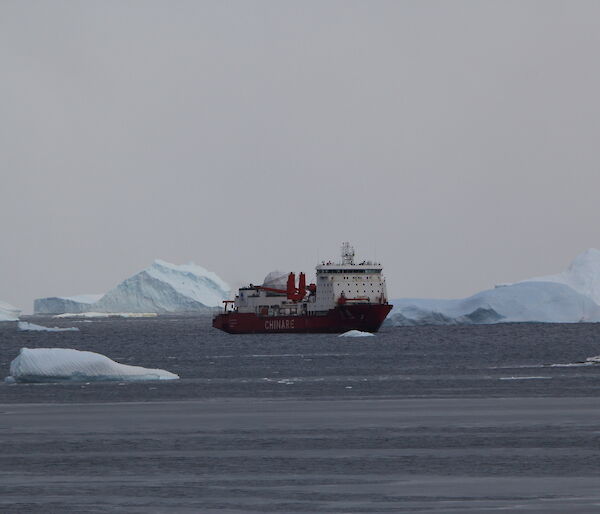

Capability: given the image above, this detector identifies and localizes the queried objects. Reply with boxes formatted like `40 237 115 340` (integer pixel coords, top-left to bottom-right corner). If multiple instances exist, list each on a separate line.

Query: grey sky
2 0 600 312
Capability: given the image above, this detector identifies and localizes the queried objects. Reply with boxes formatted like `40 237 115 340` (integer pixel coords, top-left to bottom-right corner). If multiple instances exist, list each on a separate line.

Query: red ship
213 243 393 334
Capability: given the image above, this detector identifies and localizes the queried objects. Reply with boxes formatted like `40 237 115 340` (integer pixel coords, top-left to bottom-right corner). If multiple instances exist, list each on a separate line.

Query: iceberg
339 330 375 337
0 301 20 322
34 294 103 315
390 249 600 325
18 322 79 332
6 348 179 383
390 282 600 325
34 259 230 314
517 249 600 305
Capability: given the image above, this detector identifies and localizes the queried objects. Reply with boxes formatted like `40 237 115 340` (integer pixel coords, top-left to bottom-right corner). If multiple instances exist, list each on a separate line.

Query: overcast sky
2 0 600 312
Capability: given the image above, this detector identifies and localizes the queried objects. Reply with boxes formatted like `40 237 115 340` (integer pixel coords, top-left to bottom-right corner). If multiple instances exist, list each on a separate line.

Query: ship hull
212 303 393 334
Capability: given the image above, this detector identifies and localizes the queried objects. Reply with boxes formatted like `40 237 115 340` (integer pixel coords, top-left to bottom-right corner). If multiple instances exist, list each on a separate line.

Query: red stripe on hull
212 304 393 334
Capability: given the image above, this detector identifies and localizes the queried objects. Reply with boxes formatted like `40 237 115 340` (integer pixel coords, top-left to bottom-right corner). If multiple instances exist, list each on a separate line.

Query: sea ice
6 348 179 383
339 330 375 337
18 322 79 332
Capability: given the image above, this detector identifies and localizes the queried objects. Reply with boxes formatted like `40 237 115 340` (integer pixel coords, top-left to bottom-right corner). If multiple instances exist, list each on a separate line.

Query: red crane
255 272 314 302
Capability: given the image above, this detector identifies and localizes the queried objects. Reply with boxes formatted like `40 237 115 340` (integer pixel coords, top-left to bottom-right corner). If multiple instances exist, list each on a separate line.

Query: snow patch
339 330 375 337
18 322 79 332
6 348 179 383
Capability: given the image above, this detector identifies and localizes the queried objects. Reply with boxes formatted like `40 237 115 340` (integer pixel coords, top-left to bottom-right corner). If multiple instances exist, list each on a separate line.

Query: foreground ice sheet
6 348 179 383
18 322 79 332
339 330 374 337
0 301 20 322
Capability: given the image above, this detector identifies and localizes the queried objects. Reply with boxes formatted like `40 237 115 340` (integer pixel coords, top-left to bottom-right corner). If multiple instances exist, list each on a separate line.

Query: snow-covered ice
18 322 79 332
339 330 375 337
6 348 179 383
36 259 230 314
0 301 20 322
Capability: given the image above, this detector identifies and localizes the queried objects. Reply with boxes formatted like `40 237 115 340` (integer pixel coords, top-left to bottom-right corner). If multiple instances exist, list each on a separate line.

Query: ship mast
341 242 355 265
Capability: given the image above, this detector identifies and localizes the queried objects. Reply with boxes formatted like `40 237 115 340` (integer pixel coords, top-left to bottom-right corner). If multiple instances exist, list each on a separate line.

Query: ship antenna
341 242 355 265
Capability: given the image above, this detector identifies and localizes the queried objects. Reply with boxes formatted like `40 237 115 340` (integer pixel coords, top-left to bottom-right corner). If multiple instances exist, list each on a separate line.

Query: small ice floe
339 330 374 338
18 322 79 332
550 355 600 367
53 312 157 319
499 376 551 380
6 347 179 383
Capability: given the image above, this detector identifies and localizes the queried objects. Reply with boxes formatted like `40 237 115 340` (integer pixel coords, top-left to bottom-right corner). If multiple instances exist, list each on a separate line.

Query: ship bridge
310 243 387 312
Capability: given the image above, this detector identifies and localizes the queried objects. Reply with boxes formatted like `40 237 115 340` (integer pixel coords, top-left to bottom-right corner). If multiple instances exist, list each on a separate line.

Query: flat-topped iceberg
34 259 230 314
0 301 20 322
6 348 179 383
18 322 79 332
339 330 374 337
34 294 103 315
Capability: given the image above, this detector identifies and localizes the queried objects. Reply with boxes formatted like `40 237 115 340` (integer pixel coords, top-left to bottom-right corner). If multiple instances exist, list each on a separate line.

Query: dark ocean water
2 317 600 512
3 316 600 402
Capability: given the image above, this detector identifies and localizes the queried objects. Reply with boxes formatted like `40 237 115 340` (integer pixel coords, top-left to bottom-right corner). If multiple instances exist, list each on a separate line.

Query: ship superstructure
213 243 392 333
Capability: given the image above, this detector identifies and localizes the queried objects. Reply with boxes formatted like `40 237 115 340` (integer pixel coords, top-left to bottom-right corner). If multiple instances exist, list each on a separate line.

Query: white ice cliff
6 348 179 383
34 260 230 314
